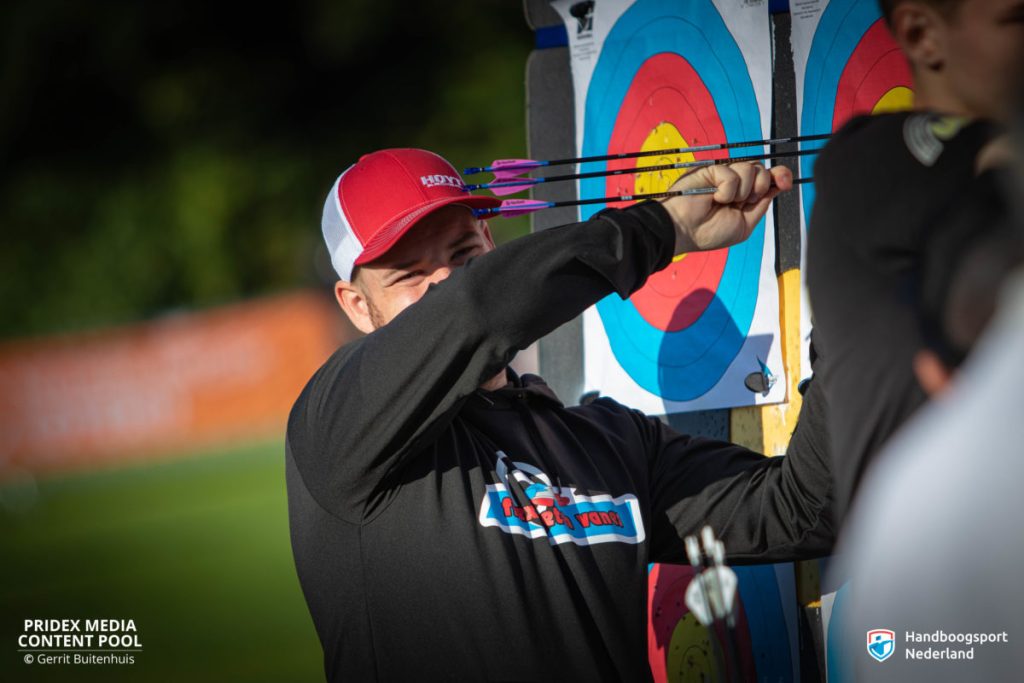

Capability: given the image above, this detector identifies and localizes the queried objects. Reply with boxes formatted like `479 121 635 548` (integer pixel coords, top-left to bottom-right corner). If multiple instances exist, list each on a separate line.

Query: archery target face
666 613 721 681
610 70 730 334
647 563 792 682
579 2 769 403
800 1 913 225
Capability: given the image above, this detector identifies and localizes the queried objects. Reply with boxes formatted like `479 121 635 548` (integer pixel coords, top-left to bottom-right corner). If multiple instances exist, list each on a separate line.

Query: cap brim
354 194 503 267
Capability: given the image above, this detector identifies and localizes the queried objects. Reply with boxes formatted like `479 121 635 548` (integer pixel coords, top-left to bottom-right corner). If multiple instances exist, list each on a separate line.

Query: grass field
0 441 324 682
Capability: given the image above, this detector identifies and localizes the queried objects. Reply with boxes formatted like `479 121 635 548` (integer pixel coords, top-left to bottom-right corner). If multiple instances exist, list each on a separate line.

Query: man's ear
913 349 953 397
480 220 496 250
890 2 947 72
335 280 375 335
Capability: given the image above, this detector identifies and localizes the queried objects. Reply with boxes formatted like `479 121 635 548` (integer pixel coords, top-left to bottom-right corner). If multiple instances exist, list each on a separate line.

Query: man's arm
289 201 677 522
288 164 789 524
644 362 834 564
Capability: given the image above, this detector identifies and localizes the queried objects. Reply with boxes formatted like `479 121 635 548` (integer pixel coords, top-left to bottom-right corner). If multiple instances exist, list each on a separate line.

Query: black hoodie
806 112 999 520
286 200 834 682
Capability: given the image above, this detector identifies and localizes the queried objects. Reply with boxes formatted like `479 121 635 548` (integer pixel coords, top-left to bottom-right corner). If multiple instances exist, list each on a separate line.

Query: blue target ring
799 0 885 226
581 0 766 402
734 564 795 682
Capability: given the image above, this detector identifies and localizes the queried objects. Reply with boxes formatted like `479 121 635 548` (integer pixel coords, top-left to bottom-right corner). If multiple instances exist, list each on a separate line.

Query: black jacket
286 200 834 682
806 112 998 519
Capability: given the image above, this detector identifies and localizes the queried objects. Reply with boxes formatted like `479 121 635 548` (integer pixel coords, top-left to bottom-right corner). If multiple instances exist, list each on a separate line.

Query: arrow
462 132 832 176
466 149 820 196
684 535 716 627
472 177 814 218
702 527 742 683
683 526 743 683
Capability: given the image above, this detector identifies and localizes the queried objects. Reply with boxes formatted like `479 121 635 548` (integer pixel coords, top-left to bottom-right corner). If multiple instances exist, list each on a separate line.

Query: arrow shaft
464 132 831 174
473 177 813 217
479 148 818 192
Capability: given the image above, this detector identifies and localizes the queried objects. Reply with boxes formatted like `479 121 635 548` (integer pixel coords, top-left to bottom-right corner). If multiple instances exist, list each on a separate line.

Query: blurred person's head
880 0 1024 122
320 148 499 334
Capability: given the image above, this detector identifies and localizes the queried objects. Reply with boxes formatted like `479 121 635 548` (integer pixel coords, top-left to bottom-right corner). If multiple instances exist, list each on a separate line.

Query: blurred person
285 148 835 682
835 168 1024 681
805 0 1024 519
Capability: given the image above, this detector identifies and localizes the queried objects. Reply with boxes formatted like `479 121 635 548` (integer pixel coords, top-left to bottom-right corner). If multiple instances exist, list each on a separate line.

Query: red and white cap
321 148 501 281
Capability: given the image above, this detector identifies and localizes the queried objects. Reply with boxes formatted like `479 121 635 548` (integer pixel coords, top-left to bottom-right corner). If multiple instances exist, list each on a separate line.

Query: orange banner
0 291 357 478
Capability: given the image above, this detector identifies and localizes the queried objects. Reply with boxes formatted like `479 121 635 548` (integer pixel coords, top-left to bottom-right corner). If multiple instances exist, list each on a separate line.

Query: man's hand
659 162 793 254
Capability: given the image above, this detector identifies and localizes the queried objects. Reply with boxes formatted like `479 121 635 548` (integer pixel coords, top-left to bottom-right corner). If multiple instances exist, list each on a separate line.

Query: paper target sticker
792 0 914 381
799 0 913 229
647 562 796 682
563 0 784 413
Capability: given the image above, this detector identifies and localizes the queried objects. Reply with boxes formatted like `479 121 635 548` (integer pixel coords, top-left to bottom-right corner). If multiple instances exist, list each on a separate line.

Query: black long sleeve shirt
806 112 998 520
286 200 834 682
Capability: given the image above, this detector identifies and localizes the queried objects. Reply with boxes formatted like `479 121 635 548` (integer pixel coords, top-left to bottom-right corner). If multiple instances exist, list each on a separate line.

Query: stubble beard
365 296 387 331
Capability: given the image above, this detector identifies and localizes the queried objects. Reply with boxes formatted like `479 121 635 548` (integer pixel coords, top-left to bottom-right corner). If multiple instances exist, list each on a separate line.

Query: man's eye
396 271 420 283
452 248 475 262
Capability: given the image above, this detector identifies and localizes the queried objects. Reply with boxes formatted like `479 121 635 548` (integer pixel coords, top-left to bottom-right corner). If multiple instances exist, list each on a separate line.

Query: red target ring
604 53 730 332
832 19 912 130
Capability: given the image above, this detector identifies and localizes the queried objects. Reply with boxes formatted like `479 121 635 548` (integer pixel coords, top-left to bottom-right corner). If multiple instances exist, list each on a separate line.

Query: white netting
320 165 362 281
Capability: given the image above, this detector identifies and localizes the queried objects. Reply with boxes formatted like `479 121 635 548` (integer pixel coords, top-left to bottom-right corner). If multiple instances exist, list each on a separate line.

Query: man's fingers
670 162 793 204
747 165 773 204
741 192 776 228
733 163 758 203
769 164 794 192
739 165 795 226
708 162 776 205
708 165 740 204
661 161 797 253
742 165 794 207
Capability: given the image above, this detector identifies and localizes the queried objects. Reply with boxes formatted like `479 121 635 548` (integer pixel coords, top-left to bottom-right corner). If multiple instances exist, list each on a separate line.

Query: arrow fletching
492 158 543 172
486 179 542 196
475 199 553 218
684 574 714 627
463 158 544 176
464 178 542 194
463 133 833 175
491 168 533 182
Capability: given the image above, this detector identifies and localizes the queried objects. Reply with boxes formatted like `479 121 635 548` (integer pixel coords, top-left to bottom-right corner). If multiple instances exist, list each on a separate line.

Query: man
836 162 1024 681
805 0 1024 519
286 148 834 682
841 275 1024 683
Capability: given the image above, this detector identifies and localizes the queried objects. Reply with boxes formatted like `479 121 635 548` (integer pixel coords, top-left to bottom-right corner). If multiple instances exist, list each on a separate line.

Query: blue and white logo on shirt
477 453 645 546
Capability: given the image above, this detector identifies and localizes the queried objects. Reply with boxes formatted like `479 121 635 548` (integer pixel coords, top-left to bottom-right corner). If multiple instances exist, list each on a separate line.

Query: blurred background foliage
0 0 533 340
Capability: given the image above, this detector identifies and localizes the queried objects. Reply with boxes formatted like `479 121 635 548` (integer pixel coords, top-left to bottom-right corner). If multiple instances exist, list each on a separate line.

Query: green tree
0 0 532 338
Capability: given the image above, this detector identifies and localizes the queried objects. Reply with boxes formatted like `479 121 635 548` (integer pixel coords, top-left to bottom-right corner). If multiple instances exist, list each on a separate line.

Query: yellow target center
665 612 722 682
637 122 693 263
872 86 914 114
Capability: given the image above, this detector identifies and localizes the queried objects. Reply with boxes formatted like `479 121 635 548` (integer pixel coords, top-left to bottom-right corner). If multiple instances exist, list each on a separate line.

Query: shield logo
866 629 896 662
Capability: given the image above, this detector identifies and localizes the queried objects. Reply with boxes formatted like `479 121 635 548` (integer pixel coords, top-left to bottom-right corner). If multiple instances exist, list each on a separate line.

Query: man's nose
424 265 452 287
